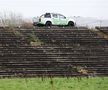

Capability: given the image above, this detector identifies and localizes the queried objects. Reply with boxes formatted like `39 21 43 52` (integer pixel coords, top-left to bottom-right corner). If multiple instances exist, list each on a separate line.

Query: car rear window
44 13 51 18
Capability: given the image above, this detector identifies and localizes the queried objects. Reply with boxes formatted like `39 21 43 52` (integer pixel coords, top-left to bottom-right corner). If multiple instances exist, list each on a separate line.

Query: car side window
59 15 66 19
52 14 58 18
44 13 51 18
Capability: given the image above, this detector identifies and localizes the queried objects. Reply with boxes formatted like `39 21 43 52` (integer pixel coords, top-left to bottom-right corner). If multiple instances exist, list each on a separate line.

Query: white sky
0 0 108 19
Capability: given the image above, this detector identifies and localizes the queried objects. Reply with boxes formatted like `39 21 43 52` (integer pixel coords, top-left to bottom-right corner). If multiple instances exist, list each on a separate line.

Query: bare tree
0 11 23 27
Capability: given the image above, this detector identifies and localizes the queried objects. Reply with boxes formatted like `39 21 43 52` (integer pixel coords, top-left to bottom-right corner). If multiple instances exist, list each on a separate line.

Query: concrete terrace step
96 27 108 35
0 27 108 77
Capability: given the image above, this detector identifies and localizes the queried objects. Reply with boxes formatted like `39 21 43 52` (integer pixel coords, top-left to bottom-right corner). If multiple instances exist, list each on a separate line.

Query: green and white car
33 13 76 27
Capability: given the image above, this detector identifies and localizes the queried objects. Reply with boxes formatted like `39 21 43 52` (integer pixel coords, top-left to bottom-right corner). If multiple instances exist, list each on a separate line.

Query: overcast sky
0 0 108 19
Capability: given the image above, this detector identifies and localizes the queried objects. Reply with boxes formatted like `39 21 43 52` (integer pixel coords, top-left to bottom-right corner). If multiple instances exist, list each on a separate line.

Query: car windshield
59 14 66 19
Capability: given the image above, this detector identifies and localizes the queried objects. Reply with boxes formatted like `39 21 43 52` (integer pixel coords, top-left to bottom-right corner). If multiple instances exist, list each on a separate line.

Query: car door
59 14 67 25
52 14 59 25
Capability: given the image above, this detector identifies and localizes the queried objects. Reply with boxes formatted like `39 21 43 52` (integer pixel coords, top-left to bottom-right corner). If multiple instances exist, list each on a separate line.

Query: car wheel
45 21 52 27
68 21 75 27
33 22 37 26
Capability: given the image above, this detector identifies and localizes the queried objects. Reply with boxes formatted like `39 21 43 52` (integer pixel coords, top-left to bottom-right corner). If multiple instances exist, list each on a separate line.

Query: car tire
68 21 75 27
33 22 37 26
45 21 52 27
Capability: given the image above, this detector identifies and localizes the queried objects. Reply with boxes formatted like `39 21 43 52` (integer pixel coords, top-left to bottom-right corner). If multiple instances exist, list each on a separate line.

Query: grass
26 31 43 46
0 77 108 90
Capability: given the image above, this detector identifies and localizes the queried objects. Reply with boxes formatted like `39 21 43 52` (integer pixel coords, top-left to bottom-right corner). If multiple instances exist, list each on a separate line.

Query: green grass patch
26 31 43 46
0 77 108 90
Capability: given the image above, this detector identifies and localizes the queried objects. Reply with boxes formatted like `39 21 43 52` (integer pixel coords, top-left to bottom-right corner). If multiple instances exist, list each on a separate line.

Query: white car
33 13 76 27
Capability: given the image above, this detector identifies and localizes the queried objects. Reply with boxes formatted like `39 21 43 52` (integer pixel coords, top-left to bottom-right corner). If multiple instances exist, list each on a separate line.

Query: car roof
45 13 64 15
